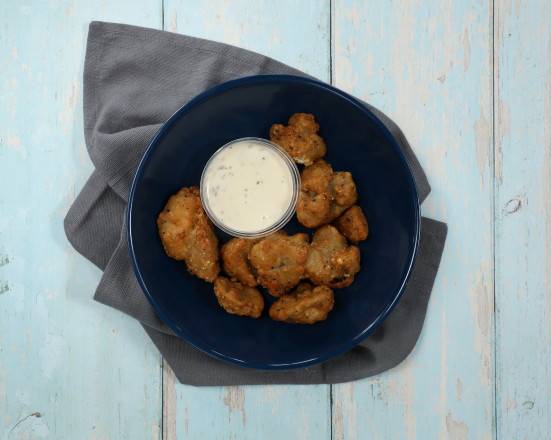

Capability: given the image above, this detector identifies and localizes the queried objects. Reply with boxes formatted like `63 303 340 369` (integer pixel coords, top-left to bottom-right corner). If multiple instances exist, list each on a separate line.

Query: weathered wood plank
163 0 330 79
162 1 331 439
332 1 494 438
0 1 163 438
495 0 551 438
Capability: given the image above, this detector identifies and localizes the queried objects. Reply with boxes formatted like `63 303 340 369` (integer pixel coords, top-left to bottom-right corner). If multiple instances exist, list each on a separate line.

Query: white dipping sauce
201 139 296 233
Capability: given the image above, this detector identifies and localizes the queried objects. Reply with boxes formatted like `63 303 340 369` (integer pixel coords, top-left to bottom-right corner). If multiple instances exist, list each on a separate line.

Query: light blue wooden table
1 1 550 438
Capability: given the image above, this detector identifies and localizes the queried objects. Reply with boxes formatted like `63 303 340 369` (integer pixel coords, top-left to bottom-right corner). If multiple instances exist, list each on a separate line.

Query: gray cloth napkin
64 21 447 386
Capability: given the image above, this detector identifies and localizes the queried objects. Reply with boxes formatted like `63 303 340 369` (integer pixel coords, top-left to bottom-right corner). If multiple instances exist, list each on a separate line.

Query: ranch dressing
201 138 299 236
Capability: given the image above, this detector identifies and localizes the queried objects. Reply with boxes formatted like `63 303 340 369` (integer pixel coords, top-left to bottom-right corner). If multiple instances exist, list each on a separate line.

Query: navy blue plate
128 75 420 369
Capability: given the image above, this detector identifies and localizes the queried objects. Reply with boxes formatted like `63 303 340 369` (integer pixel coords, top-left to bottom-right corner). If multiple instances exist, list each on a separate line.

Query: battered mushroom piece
306 225 361 288
221 238 259 287
269 113 327 165
214 276 264 318
249 231 310 297
330 171 358 218
296 159 333 228
269 283 334 324
334 205 369 243
157 186 219 282
297 160 358 228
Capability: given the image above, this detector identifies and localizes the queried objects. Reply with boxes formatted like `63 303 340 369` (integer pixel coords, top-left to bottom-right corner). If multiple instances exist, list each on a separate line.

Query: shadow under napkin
64 21 447 386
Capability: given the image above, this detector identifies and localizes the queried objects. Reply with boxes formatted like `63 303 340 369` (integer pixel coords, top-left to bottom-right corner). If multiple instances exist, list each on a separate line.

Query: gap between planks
491 0 498 438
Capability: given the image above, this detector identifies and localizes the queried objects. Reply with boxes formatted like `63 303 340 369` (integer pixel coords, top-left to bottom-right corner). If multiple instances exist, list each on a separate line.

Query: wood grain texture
162 1 332 439
331 1 495 438
163 0 330 79
2 0 549 438
494 0 551 438
0 1 163 438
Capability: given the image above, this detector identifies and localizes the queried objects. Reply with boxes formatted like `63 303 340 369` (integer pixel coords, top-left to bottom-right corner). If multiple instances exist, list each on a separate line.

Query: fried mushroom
249 231 309 297
297 160 358 228
269 283 334 324
269 113 327 165
221 238 259 287
306 225 361 288
334 205 369 243
157 186 219 282
214 276 264 318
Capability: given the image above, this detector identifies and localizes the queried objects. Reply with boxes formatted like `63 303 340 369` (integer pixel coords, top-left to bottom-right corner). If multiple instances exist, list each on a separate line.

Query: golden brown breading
269 113 327 165
269 283 334 324
296 160 358 228
296 159 333 228
157 186 219 282
221 238 259 287
249 231 310 297
306 225 361 288
214 277 264 318
334 205 369 243
330 172 358 217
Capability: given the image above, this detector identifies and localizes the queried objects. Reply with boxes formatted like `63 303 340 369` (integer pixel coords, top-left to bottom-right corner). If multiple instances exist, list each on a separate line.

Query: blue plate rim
127 74 421 370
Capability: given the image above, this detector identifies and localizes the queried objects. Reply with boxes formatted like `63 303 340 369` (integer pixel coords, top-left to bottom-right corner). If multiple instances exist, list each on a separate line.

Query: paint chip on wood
446 413 469 440
463 28 471 71
456 379 463 401
474 113 491 179
222 387 246 425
